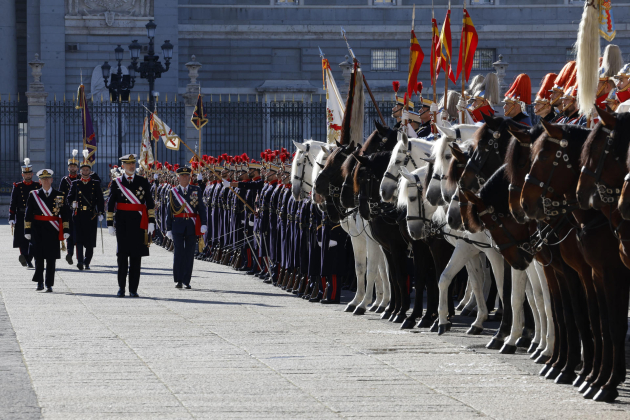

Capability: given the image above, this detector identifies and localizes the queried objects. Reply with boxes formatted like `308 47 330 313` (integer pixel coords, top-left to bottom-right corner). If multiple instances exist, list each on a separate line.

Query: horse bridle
293 144 313 194
476 205 537 256
405 173 444 239
384 140 421 183
460 130 503 193
524 136 578 218
580 126 624 204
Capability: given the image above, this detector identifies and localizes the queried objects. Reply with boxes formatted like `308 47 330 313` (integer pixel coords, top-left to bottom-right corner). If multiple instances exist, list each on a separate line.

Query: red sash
117 203 149 229
174 212 202 236
34 215 64 240
617 88 630 104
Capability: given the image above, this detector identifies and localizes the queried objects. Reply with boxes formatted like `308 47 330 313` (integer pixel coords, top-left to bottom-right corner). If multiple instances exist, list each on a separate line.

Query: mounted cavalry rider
467 72 500 123
107 154 156 298
595 44 623 111
24 169 70 292
67 150 105 271
613 63 630 109
533 73 559 122
9 158 39 268
166 166 207 289
503 73 532 126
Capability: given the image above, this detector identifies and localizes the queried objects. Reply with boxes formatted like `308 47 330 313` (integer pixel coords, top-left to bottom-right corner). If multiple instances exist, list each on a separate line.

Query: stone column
182 55 202 161
493 54 510 99
25 54 48 179
0 0 17 97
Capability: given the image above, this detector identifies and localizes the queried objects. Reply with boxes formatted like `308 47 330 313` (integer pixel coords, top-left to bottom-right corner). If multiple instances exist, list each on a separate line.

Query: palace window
472 49 495 71
371 49 398 72
470 0 494 5
373 0 396 5
275 0 298 5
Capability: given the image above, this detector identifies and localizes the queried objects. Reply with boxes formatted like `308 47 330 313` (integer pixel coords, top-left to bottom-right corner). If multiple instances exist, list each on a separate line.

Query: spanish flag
406 30 424 99
456 8 479 83
436 9 456 84
191 94 208 130
430 18 440 83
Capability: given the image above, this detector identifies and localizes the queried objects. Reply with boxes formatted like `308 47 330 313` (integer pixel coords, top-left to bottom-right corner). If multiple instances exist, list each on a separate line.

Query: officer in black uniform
9 158 39 268
67 151 105 270
107 154 156 298
59 150 80 265
166 166 207 289
24 169 70 292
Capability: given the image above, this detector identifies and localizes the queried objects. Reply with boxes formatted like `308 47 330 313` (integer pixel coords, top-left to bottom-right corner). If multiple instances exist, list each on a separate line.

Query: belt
34 215 64 240
174 212 202 236
116 203 149 230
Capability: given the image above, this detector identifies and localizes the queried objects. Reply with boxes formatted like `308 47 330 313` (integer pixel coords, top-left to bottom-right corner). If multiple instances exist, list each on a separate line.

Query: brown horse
521 120 627 402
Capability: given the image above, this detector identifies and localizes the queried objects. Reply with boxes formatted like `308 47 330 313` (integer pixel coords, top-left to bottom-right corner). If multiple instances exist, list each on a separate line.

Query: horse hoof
368 305 378 312
593 388 619 403
486 338 504 350
460 308 471 317
437 323 452 335
344 304 356 313
381 311 392 320
554 371 577 385
545 367 561 380
416 317 434 329
430 320 439 333
535 354 550 364
375 306 386 314
515 336 532 349
466 326 483 335
572 374 587 388
400 318 416 329
527 342 539 354
578 381 592 394
392 313 406 323
583 386 600 400
500 344 517 354
530 349 542 360
539 364 551 376
353 307 366 316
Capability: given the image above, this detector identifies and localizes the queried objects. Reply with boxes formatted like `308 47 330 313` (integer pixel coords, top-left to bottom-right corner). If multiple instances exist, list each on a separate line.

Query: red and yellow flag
456 8 479 83
436 9 456 83
407 30 424 99
430 18 440 83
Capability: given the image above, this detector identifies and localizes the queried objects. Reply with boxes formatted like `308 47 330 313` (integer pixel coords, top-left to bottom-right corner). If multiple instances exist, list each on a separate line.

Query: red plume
416 82 423 95
392 81 400 93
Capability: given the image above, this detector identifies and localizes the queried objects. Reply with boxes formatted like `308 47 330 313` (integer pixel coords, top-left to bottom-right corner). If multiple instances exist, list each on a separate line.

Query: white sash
171 187 194 214
33 191 60 232
115 177 143 216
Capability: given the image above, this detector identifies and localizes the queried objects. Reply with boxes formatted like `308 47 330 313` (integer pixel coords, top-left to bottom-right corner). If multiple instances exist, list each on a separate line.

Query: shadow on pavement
64 292 282 307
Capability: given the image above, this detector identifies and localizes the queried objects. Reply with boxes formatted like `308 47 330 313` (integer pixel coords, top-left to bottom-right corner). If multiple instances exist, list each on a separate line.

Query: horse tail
575 1 600 116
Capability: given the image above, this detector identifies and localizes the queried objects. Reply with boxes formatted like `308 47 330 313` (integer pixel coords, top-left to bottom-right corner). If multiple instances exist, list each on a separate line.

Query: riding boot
308 277 321 302
275 268 285 287
295 275 308 297
287 269 299 292
280 269 290 290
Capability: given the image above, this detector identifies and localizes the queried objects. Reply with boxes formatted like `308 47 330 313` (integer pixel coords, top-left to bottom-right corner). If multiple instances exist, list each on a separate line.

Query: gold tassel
198 237 205 253
61 240 66 252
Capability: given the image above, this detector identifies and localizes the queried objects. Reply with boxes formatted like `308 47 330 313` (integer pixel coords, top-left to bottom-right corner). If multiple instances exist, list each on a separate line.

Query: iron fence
0 100 26 195
46 99 185 187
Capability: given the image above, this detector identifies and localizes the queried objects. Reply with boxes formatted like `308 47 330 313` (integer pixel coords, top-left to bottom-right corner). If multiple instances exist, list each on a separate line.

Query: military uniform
504 74 533 126
24 169 70 291
67 154 105 270
9 159 39 267
166 167 207 288
107 154 156 297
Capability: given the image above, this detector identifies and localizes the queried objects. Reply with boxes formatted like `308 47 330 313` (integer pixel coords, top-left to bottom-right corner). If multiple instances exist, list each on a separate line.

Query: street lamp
102 44 136 159
129 20 173 114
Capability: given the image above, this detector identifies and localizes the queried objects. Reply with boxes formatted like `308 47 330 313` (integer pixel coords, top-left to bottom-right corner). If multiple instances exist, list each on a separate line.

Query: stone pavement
1 224 629 419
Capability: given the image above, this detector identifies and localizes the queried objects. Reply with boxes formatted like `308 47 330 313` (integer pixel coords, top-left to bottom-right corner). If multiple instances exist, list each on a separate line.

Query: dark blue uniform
67 177 105 268
166 184 207 286
9 180 39 265
59 175 78 261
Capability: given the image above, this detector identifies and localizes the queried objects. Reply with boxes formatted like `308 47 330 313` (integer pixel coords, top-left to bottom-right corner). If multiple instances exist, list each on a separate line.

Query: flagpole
460 2 467 123
444 1 451 112
431 3 438 133
198 85 202 156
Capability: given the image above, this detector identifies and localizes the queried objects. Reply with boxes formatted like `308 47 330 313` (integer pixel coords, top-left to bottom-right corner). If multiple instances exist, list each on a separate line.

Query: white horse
309 145 391 314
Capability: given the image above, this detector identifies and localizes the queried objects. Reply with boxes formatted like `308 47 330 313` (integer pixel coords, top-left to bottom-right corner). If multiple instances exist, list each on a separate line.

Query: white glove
25 234 31 240
197 174 203 181
154 174 159 180
72 202 78 209
401 110 410 121
329 239 338 248
8 220 15 226
98 215 104 222
166 231 173 240
108 226 116 236
430 103 438 113
456 97 467 112
318 241 322 247
222 180 230 187
200 225 207 234
148 223 155 234
249 221 254 226
63 233 70 239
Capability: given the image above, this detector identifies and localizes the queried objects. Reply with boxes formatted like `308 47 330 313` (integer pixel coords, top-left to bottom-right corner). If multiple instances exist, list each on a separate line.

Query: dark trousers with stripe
76 244 94 265
117 255 141 293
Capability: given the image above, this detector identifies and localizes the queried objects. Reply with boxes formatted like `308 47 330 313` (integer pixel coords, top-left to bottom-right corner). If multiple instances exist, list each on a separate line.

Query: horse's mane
504 124 545 181
468 165 510 232
341 149 359 179
471 123 490 149
431 132 452 175
581 113 630 168
397 166 428 210
423 162 434 194
532 124 590 163
361 125 397 155
445 140 474 191
323 144 353 172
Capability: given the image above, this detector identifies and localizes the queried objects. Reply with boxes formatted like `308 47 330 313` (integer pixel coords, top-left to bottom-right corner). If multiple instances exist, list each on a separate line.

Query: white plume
83 149 89 159
72 149 78 157
575 2 600 116
23 158 30 166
